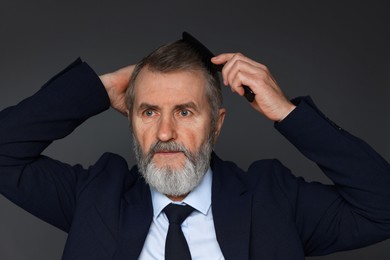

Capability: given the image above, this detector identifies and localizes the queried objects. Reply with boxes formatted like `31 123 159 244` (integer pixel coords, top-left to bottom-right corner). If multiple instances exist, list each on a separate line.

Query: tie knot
164 204 194 225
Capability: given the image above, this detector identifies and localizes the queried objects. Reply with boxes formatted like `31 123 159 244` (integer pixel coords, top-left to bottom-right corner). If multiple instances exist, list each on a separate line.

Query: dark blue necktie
164 204 195 260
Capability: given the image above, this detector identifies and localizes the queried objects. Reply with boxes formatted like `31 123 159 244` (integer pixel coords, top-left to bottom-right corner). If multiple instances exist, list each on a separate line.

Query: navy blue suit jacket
1 59 390 259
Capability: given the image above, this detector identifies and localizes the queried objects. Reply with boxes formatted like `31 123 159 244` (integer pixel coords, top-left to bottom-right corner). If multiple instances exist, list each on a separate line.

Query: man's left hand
212 53 296 122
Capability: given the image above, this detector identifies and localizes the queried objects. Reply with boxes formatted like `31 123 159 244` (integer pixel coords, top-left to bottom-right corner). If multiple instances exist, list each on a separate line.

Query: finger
211 53 236 65
222 53 267 86
229 70 256 97
225 59 261 88
212 53 261 85
223 53 266 73
220 53 245 86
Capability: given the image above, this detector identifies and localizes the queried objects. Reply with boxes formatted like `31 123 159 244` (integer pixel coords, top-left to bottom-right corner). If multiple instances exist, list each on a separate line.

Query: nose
157 114 177 142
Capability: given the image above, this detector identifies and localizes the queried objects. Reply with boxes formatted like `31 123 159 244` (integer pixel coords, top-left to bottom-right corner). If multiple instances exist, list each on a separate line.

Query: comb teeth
182 32 223 75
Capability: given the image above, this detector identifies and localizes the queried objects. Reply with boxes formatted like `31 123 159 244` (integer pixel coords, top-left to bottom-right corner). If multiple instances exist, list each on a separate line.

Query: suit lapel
211 154 252 259
116 172 153 260
115 154 252 259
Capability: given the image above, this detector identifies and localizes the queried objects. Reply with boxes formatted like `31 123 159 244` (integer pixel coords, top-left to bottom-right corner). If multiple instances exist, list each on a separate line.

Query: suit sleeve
0 59 111 232
275 96 390 255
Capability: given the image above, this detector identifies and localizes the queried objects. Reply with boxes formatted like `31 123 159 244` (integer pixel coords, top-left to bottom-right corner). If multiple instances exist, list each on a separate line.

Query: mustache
149 141 190 157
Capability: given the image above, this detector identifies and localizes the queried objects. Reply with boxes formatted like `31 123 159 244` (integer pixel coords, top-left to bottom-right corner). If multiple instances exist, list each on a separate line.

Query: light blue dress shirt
138 168 225 259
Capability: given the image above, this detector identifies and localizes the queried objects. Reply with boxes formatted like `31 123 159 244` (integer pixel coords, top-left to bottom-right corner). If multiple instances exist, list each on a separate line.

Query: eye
144 110 155 117
179 109 191 117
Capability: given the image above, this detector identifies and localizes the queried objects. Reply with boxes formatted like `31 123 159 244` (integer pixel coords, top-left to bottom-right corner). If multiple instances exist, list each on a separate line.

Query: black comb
182 32 255 103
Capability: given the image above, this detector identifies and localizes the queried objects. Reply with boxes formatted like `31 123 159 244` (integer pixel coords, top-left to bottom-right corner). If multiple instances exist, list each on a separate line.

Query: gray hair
125 40 223 129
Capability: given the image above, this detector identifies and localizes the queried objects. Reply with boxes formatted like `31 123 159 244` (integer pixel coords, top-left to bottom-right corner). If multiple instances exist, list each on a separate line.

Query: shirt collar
150 167 212 219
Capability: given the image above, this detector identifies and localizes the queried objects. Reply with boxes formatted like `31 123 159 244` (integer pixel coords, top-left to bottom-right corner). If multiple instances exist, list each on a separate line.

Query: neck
166 194 188 202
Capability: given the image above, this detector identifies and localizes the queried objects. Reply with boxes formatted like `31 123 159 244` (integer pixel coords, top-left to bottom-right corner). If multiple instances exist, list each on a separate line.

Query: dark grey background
0 0 389 259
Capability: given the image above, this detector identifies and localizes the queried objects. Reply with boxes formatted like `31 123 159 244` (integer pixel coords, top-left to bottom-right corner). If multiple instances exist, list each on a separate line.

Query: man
0 37 389 259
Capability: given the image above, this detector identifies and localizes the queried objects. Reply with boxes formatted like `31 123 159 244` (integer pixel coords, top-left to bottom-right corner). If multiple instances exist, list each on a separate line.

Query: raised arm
0 59 133 231
213 53 390 255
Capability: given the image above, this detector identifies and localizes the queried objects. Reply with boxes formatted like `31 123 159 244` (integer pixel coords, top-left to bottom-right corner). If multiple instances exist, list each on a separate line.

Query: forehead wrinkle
133 69 209 112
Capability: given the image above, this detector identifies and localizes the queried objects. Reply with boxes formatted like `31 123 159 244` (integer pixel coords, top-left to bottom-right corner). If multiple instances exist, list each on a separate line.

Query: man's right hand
99 65 135 116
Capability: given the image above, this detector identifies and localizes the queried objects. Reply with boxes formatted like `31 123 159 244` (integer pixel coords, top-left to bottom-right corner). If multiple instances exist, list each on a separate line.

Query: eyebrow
174 102 199 113
137 102 200 113
138 103 158 112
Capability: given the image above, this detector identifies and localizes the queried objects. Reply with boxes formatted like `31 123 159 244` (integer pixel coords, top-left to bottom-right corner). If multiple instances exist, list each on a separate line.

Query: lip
153 151 185 159
154 151 182 156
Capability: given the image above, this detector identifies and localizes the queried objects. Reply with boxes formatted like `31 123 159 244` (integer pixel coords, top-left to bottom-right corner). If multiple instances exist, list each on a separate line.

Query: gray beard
133 135 213 197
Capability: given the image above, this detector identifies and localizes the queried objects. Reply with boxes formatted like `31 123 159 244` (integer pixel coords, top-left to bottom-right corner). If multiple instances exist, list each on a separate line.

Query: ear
213 108 226 144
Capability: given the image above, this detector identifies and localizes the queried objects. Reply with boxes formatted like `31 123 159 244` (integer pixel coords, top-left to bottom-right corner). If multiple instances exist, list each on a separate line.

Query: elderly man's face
131 68 225 198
